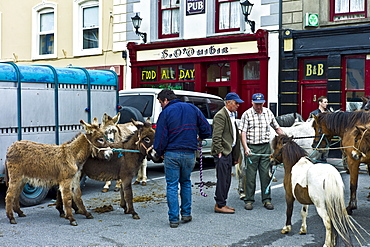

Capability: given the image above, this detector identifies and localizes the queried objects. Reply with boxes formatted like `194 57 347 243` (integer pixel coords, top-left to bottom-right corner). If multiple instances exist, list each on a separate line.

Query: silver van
118 88 225 159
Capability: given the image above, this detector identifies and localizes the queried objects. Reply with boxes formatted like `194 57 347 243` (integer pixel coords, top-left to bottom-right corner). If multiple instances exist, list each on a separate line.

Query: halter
353 128 368 158
83 134 112 158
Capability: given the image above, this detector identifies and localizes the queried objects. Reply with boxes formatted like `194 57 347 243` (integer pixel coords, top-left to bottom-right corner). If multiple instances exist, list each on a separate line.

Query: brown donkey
5 120 113 226
56 117 159 220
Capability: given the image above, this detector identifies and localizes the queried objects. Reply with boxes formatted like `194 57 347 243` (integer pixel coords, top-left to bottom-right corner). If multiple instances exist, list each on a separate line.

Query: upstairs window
73 0 101 56
39 9 54 55
32 2 57 59
216 0 240 33
330 0 366 21
158 0 180 39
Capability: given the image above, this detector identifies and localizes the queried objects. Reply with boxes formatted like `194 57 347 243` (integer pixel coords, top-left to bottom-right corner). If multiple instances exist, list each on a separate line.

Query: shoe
244 203 253 210
225 205 235 211
263 202 274 210
214 205 235 214
181 216 192 222
170 222 179 228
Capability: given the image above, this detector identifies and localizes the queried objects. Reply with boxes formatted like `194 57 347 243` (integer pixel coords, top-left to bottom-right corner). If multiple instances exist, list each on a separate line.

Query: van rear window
119 95 154 118
178 96 224 119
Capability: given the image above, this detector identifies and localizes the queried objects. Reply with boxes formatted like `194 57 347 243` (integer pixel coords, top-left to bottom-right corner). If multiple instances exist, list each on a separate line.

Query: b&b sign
186 0 205 15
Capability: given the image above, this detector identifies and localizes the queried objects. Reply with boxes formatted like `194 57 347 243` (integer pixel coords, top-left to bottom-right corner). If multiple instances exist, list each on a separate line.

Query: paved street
0 160 369 246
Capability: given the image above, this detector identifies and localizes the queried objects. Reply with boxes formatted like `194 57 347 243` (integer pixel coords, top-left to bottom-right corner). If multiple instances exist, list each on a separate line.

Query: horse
5 120 113 226
312 110 370 214
270 134 362 247
56 118 158 220
275 112 304 127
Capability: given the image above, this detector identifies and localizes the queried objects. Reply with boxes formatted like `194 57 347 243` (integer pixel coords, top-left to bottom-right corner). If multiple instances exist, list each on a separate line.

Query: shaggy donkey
56 117 158 220
5 120 113 226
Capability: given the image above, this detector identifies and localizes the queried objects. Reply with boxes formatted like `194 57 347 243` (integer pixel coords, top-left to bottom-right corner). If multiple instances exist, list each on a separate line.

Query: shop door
300 84 327 120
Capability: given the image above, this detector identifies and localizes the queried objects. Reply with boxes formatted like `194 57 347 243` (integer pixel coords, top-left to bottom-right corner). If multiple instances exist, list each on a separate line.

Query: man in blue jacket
154 89 211 228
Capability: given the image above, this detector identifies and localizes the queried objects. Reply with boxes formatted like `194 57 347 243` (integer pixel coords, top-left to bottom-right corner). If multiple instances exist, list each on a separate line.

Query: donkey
100 112 148 193
5 120 113 226
56 118 158 220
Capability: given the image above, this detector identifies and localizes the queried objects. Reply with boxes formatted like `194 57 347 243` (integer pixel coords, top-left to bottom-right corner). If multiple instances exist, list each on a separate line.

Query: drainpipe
278 0 283 115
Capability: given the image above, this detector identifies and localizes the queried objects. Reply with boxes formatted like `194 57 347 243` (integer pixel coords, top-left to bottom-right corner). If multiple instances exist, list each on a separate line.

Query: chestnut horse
5 120 113 226
312 111 370 215
271 135 362 247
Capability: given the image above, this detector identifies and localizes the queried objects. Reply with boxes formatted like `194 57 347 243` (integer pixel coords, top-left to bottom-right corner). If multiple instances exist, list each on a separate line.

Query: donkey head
101 112 121 143
131 118 160 161
80 119 113 160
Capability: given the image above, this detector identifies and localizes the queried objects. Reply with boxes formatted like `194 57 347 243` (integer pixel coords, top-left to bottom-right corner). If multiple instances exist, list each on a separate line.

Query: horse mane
272 135 307 166
317 111 370 134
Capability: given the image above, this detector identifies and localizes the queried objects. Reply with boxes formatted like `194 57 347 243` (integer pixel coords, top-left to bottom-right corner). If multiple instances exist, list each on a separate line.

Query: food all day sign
186 0 205 15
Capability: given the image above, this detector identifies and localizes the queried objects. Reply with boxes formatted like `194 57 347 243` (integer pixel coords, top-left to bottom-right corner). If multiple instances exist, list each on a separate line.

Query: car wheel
19 184 49 207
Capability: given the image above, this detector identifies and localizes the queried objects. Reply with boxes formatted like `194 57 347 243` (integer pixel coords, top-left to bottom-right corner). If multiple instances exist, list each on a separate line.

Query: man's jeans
164 151 196 223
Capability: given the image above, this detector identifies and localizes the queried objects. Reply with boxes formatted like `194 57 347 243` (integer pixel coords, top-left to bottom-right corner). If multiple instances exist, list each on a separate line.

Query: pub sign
186 0 205 15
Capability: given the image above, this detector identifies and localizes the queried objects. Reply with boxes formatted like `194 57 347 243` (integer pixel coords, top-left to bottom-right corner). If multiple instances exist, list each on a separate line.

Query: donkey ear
101 113 110 126
145 117 152 124
92 117 99 126
80 120 94 133
131 119 144 127
112 112 121 124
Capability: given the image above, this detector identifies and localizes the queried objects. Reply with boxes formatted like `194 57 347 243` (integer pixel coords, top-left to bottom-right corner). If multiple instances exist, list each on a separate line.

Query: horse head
311 113 333 150
351 125 370 161
101 112 122 143
80 119 113 160
270 134 293 165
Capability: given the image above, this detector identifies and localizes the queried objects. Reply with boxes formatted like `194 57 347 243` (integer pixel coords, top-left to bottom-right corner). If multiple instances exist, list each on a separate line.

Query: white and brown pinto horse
5 120 113 226
270 135 362 247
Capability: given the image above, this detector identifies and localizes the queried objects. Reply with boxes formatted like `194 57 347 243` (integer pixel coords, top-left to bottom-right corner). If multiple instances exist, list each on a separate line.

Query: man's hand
244 147 252 157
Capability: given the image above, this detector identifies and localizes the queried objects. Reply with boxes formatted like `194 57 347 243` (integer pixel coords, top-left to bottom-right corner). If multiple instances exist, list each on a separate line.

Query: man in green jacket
211 93 243 214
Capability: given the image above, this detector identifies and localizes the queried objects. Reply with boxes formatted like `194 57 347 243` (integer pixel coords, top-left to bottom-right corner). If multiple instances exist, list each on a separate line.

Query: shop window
344 57 365 111
158 0 180 39
330 0 366 21
243 61 260 80
207 63 230 82
215 0 240 33
160 66 177 80
32 2 57 59
178 64 195 81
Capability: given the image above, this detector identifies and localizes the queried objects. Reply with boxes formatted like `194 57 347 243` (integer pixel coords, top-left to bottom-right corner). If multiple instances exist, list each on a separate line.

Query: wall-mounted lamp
240 0 255 33
131 13 147 43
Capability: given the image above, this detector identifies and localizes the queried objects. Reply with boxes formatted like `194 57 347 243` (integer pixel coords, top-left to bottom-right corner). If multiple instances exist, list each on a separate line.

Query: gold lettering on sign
306 63 324 77
179 69 195 80
141 70 156 80
317 64 324 76
306 64 312 76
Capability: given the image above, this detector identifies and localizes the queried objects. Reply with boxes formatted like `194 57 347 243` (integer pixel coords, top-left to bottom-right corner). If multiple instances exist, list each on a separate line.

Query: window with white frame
330 0 366 21
73 0 101 56
158 0 180 39
32 2 57 59
216 0 240 33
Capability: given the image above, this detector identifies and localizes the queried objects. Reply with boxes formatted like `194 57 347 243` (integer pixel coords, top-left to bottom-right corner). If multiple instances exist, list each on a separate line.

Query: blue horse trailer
0 62 118 206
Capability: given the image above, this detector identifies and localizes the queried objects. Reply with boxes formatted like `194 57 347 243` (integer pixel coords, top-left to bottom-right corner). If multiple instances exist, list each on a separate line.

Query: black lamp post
131 13 147 43
240 0 255 33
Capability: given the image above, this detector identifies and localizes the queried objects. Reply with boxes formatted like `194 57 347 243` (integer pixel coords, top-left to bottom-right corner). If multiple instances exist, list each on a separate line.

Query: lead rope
198 140 207 197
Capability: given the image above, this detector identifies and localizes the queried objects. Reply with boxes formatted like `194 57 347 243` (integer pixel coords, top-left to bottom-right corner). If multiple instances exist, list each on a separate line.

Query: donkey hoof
132 214 140 220
10 219 17 224
60 213 66 218
19 213 26 217
299 231 307 235
133 181 140 185
70 221 78 226
101 188 109 193
86 214 94 219
141 182 147 186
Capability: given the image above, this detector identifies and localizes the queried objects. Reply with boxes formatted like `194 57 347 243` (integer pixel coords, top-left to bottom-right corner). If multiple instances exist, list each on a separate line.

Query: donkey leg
12 182 27 218
56 189 66 218
60 182 77 226
299 205 309 235
71 177 93 219
114 179 122 192
133 166 142 185
102 181 111 193
141 159 148 186
346 159 360 215
5 179 23 224
121 178 139 219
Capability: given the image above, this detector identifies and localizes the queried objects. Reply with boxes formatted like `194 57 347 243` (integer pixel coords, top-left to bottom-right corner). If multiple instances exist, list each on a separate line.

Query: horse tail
324 172 364 246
